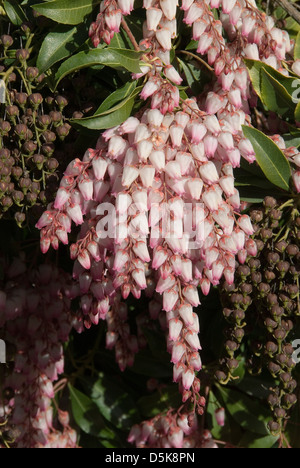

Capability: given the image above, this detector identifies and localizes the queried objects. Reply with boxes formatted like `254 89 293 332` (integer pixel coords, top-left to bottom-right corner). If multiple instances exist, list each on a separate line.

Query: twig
121 18 140 52
275 0 300 24
177 50 214 72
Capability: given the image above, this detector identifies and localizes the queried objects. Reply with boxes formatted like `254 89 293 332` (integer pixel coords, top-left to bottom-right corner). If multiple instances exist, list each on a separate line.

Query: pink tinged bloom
165 161 182 179
164 65 183 85
179 303 194 327
182 368 195 391
147 7 163 31
128 425 142 444
181 259 193 283
202 187 222 211
228 88 242 108
152 247 168 269
173 362 186 383
193 19 208 40
160 0 178 20
92 156 108 180
133 241 151 262
56 229 68 245
171 342 186 364
224 267 235 285
212 260 225 282
218 132 234 151
244 43 259 60
132 189 148 212
87 241 101 262
169 318 183 340
67 205 83 225
164 289 179 312
120 116 140 134
293 172 300 192
118 0 134 15
238 249 248 264
156 28 172 50
105 10 122 32
227 149 241 168
148 108 164 127
204 136 218 158
134 124 151 143
170 124 184 147
228 189 241 210
114 250 129 271
122 166 139 187
230 4 242 25
222 0 236 13
246 239 258 257
200 161 219 184
140 166 155 187
141 80 160 100
219 235 238 254
190 123 207 144
206 92 225 115
292 60 300 76
190 351 202 371
116 193 132 214
78 250 91 270
132 268 147 289
108 136 128 158
220 71 235 91
183 286 200 307
168 427 184 449
181 0 194 10
232 228 246 251
54 187 70 209
238 215 254 236
185 330 201 350
200 278 211 296
197 33 213 55
78 179 93 201
156 275 176 294
205 247 219 269
219 176 235 197
215 408 225 427
211 0 221 6
242 16 256 37
184 3 203 24
149 150 166 171
235 68 248 90
186 178 203 200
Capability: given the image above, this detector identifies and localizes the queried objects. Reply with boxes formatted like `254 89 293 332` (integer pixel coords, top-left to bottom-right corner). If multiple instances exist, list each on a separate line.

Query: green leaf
295 30 300 60
138 386 181 419
242 126 292 192
261 68 295 118
55 48 143 86
96 81 137 114
216 385 270 436
4 0 28 25
239 433 277 449
37 23 89 73
178 58 203 95
91 373 141 431
295 101 300 122
31 0 101 25
68 384 114 439
71 86 142 130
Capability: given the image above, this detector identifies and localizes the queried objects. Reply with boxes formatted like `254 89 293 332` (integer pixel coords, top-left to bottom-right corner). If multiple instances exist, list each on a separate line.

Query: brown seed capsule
268 393 280 407
26 67 39 81
72 111 84 119
215 370 227 382
264 270 276 282
1 196 13 209
49 111 62 124
283 394 297 408
266 341 278 355
0 120 11 135
271 305 284 319
56 123 71 139
42 130 56 143
264 197 277 209
14 212 26 226
12 191 24 204
28 93 43 108
15 124 29 140
46 158 59 172
26 192 37 205
31 181 40 194
33 154 44 169
226 358 239 372
275 241 288 253
255 239 265 253
248 258 261 271
267 252 280 266
274 328 287 341
6 105 19 118
16 49 30 61
286 244 299 257
260 228 273 241
22 141 37 154
41 144 55 157
268 361 281 375
275 353 288 365
1 35 14 48
240 283 253 295
265 318 278 330
274 408 287 419
55 95 68 109
268 421 280 433
15 92 28 107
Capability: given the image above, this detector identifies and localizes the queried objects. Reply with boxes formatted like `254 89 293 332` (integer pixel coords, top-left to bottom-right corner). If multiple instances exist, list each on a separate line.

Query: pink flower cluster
0 258 77 448
128 410 218 448
89 0 134 46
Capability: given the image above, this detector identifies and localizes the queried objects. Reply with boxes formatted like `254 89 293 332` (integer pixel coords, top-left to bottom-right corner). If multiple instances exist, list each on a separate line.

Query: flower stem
121 18 140 52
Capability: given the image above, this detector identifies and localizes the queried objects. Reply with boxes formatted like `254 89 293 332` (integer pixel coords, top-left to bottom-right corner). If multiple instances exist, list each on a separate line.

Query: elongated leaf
37 23 89 73
295 30 300 60
68 384 115 439
4 0 28 25
32 0 101 25
295 101 300 122
55 48 143 86
96 81 137 114
178 58 203 95
216 385 270 436
239 433 277 449
91 373 140 430
261 68 295 118
242 126 291 192
71 86 142 130
245 59 300 104
138 386 181 419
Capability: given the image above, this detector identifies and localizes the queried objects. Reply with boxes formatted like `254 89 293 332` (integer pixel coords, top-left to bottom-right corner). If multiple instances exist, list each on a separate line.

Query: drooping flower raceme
38 0 300 427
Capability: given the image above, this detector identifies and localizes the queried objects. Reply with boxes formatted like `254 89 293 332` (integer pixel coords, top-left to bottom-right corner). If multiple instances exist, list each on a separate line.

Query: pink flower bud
54 188 70 210
190 351 202 371
147 7 163 31
186 178 203 200
184 3 203 24
160 0 178 20
118 0 134 15
185 330 201 350
92 156 108 180
182 368 195 390
197 33 213 55
193 19 208 40
122 166 140 187
105 10 122 33
156 28 172 50
141 79 160 100
140 166 155 187
168 427 184 449
164 65 183 85
200 278 211 296
171 342 186 363
165 161 182 179
237 215 254 235
149 150 166 171
78 250 91 270
169 318 183 341
164 289 179 312
215 408 225 427
78 179 94 201
132 268 147 289
293 171 300 192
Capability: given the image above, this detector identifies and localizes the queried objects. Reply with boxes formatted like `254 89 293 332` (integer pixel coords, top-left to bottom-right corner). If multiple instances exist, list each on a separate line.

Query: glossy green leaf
71 86 142 130
261 68 295 118
178 58 203 95
239 433 277 449
138 386 181 419
242 126 292 192
91 373 140 431
216 385 270 436
31 0 101 25
96 81 137 114
4 0 28 25
68 384 114 439
55 48 143 86
37 23 89 73
295 101 300 122
295 30 300 60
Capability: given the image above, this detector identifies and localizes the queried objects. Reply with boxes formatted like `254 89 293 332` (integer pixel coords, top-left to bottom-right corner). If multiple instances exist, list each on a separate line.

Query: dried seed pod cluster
219 197 300 435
